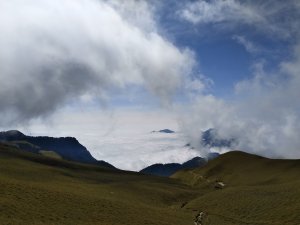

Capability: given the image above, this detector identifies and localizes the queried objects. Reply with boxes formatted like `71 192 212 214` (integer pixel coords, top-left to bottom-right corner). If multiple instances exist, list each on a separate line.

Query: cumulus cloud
174 0 300 159
0 0 195 124
179 41 300 158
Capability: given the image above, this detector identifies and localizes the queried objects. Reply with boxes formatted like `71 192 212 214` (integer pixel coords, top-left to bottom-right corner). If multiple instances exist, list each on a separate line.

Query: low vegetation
39 150 63 160
1 144 299 224
173 151 300 224
0 144 198 225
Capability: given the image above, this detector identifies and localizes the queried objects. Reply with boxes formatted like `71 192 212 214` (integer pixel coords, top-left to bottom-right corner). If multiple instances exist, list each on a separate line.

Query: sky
0 0 300 170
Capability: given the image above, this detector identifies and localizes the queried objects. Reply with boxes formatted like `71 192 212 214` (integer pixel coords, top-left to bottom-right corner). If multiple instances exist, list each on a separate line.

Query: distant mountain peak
6 130 23 134
0 130 25 140
201 128 235 148
185 128 235 150
2 130 25 136
151 129 175 134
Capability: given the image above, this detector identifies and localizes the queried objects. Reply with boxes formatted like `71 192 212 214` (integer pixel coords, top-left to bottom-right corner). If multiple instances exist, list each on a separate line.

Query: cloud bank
178 0 300 158
14 108 198 171
181 44 300 158
2 0 300 164
0 0 195 124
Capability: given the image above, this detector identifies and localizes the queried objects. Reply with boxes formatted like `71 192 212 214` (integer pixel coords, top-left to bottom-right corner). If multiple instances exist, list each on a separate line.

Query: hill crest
172 150 300 186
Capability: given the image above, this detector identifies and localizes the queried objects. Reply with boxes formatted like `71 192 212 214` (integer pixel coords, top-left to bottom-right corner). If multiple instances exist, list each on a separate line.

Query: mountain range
0 130 115 169
1 129 223 174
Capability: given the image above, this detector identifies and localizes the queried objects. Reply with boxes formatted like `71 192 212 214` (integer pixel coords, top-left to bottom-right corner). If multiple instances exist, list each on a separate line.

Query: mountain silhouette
0 130 115 169
140 156 208 177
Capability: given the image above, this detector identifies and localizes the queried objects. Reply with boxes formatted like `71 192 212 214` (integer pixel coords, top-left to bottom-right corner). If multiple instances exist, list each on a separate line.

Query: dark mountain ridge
140 155 218 177
0 130 115 169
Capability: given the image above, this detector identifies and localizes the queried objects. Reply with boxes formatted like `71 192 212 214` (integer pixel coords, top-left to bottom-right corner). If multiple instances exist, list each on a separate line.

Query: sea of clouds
1 0 300 169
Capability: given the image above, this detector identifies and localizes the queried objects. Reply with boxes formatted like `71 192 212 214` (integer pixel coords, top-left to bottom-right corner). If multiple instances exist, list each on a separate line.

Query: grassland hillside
0 143 199 225
173 151 300 224
39 150 63 160
1 143 300 225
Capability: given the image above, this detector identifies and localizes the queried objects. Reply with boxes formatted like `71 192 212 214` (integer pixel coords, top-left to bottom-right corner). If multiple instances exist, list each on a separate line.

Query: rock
214 181 225 189
194 211 206 225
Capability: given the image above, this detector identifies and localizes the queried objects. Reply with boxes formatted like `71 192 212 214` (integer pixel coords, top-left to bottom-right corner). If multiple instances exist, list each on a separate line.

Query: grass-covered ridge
172 151 300 224
1 144 300 225
0 143 198 225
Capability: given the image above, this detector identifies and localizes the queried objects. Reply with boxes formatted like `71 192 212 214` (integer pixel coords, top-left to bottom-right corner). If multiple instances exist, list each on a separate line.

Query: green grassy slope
0 144 199 225
1 144 300 225
172 151 300 225
39 150 63 160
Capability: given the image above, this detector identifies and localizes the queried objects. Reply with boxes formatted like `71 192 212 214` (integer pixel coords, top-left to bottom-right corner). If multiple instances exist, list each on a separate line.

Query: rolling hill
0 143 199 225
172 151 300 224
1 142 299 225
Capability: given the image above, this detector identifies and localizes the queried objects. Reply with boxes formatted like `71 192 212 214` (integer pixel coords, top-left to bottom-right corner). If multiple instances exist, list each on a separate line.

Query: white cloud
179 41 300 159
2 0 300 167
10 108 199 171
180 0 263 25
175 0 300 159
232 35 260 54
0 0 196 124
179 0 300 39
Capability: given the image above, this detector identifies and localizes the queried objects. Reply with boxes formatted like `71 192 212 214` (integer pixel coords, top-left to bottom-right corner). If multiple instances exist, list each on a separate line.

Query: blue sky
154 0 297 98
103 0 299 106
